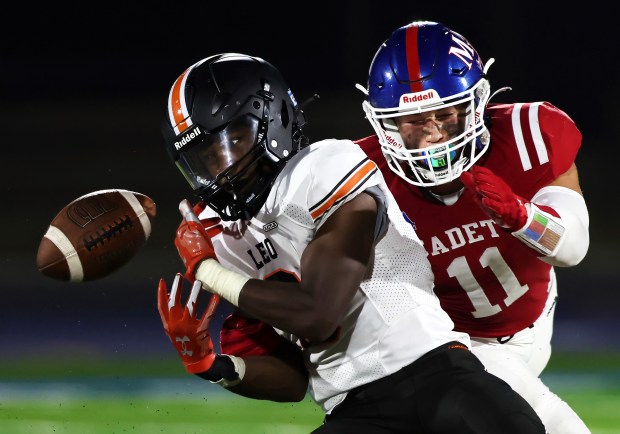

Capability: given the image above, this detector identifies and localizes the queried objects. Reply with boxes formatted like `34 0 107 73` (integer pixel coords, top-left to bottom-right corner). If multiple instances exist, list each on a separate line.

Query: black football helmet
162 53 308 221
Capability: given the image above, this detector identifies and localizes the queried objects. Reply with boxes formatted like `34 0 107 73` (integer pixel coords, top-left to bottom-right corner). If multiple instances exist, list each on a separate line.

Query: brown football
36 189 157 282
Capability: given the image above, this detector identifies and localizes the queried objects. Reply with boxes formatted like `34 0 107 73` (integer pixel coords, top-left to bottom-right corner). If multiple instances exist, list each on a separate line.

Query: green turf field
2 390 620 434
0 396 322 434
1 352 618 433
2 389 619 434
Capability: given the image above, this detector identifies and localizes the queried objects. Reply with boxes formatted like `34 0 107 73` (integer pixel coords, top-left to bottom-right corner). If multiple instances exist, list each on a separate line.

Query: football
36 189 157 282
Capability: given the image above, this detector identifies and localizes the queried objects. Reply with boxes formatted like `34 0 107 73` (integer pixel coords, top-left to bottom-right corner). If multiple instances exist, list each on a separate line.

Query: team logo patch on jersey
263 221 278 232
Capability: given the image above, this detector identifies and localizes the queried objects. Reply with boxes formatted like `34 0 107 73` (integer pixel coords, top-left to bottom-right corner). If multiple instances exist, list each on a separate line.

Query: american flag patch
521 211 564 255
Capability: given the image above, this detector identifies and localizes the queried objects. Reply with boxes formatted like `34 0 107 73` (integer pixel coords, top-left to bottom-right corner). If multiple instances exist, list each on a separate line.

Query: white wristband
195 259 250 306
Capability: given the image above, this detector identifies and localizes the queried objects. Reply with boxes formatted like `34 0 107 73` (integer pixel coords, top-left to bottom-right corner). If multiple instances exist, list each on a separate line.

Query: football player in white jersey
355 21 590 433
157 52 545 433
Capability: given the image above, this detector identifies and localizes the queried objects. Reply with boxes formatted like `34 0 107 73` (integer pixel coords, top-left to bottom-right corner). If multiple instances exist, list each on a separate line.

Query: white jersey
199 139 470 413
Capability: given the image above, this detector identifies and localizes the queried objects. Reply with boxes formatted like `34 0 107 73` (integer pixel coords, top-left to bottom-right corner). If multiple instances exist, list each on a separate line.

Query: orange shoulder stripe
310 159 377 221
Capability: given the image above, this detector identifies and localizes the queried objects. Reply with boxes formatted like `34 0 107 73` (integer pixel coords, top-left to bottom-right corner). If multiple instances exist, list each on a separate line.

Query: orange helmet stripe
167 58 211 135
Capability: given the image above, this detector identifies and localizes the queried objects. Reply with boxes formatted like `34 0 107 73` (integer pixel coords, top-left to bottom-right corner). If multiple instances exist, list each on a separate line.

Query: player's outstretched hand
460 166 528 232
175 199 223 280
157 273 221 374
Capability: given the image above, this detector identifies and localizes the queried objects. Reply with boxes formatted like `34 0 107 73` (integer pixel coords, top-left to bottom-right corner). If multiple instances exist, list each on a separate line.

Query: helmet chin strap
428 187 465 206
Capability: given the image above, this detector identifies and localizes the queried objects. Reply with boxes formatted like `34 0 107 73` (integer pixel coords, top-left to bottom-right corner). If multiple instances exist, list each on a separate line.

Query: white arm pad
195 259 250 306
514 186 589 267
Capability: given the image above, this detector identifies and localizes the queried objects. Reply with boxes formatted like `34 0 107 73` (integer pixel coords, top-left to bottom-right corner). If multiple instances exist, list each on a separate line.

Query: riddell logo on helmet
174 126 203 151
400 90 438 106
385 134 402 148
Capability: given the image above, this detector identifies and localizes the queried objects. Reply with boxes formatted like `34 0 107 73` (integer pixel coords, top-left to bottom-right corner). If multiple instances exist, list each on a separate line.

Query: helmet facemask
363 78 491 187
359 21 494 188
196 144 282 221
175 110 284 221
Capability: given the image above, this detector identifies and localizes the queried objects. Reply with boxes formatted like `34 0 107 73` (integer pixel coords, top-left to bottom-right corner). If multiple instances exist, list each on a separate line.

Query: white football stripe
119 190 152 239
511 103 532 171
528 102 549 165
44 225 84 282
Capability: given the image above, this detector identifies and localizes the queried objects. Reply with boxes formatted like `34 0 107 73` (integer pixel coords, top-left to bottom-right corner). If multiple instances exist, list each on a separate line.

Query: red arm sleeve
220 313 284 357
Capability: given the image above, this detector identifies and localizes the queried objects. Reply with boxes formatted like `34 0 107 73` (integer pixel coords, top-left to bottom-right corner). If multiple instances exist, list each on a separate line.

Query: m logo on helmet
174 126 204 151
448 34 475 70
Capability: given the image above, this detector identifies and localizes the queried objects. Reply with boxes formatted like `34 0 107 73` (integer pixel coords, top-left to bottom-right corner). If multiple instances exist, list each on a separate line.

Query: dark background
2 1 618 364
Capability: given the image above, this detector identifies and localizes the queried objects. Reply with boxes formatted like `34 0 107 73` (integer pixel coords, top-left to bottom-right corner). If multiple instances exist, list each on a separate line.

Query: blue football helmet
360 21 493 186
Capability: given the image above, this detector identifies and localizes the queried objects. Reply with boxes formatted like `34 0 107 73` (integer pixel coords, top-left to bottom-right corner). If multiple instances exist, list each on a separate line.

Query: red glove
157 273 221 374
174 200 223 280
460 166 528 232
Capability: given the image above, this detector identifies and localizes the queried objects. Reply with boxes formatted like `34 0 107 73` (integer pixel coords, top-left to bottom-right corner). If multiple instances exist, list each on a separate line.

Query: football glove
157 273 221 374
174 199 223 280
158 274 246 385
461 166 528 232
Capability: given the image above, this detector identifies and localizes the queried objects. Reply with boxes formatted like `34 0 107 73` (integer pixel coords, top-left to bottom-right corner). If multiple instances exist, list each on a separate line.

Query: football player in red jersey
355 21 590 433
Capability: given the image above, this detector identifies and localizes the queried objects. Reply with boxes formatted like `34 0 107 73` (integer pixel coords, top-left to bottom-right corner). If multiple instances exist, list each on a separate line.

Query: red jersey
356 102 582 337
